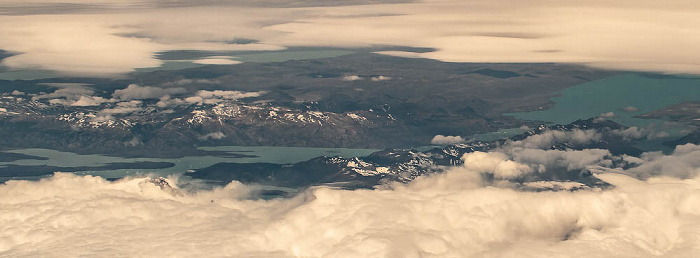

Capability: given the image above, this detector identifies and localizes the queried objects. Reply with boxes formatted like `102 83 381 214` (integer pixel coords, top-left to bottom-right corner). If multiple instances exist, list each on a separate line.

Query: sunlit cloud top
0 0 699 76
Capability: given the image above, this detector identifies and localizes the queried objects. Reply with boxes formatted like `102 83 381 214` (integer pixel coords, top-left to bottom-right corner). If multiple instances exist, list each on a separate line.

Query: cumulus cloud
341 75 362 81
70 96 110 107
522 181 588 191
112 84 187 101
511 148 611 171
199 131 226 140
600 112 615 118
461 151 533 179
510 129 602 149
2 144 700 256
32 84 94 101
370 75 391 81
625 144 700 179
162 79 219 86
613 126 671 141
431 135 465 145
185 90 266 104
621 106 640 112
156 97 189 108
100 101 143 114
31 83 115 106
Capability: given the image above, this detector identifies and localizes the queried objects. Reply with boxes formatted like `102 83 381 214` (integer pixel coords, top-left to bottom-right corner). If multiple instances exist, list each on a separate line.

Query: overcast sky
0 0 698 76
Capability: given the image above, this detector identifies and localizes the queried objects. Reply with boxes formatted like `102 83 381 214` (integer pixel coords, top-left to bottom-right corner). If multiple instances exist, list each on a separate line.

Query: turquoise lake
467 74 700 143
506 74 700 128
0 146 379 180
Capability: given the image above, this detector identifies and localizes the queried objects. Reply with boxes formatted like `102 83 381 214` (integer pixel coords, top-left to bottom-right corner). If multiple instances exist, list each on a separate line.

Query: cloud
199 132 226 140
0 0 143 5
32 84 94 101
511 148 611 171
613 126 671 141
461 151 533 179
185 90 266 104
31 83 115 106
1 0 700 75
431 135 465 145
621 106 640 112
162 79 219 86
156 97 188 108
112 84 187 101
625 144 700 179
0 16 163 76
370 75 391 81
2 144 700 256
600 112 615 118
266 0 700 74
192 56 242 65
70 96 110 107
341 75 362 81
100 100 143 114
509 129 602 149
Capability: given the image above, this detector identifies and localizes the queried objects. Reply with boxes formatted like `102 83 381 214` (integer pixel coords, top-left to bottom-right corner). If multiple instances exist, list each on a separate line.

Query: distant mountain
0 95 481 157
0 53 616 158
666 130 700 146
188 118 642 190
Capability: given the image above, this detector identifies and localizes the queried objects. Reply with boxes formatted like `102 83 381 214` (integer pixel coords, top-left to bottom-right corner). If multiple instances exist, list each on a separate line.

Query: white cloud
199 131 226 140
613 126 671 141
370 75 391 81
0 0 699 75
267 0 700 74
600 112 615 118
462 151 533 179
185 90 266 104
0 16 163 76
31 83 116 106
156 97 188 108
509 129 602 149
70 96 110 107
32 85 94 101
431 135 465 145
621 106 640 112
100 100 143 114
1 144 700 256
196 90 263 100
511 148 611 171
112 84 187 101
192 56 242 65
625 144 700 179
341 75 362 81
522 181 588 191
0 0 143 5
163 79 219 86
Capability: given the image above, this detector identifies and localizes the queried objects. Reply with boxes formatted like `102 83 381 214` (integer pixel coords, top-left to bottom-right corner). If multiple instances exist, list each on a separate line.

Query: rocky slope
189 118 644 190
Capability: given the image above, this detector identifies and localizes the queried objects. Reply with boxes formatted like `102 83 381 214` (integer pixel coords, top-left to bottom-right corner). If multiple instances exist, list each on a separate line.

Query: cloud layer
1 0 700 75
1 144 700 257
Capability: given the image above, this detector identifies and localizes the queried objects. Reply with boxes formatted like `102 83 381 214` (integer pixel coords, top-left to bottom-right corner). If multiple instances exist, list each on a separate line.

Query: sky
0 0 699 76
